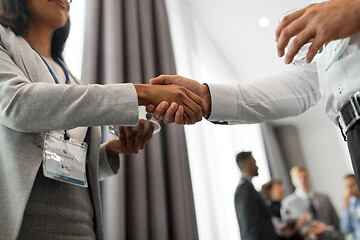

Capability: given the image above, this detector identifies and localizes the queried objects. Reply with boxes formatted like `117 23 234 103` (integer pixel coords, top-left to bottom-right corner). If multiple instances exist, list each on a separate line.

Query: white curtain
165 1 271 239
63 1 86 79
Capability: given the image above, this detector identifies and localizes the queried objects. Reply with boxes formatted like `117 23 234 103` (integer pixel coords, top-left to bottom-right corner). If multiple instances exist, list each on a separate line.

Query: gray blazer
282 191 339 227
282 190 343 240
0 25 139 239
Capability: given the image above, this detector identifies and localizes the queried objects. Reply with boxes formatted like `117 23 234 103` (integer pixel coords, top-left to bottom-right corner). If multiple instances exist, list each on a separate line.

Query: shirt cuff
207 83 239 122
98 143 120 181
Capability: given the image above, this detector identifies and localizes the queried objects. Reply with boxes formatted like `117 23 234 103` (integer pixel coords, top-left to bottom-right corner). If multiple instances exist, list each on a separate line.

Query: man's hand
276 0 360 64
304 221 327 240
146 75 211 125
296 213 311 230
105 119 154 157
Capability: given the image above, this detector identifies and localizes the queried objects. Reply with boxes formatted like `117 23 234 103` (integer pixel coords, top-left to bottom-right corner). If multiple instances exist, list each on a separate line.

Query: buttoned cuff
98 143 120 181
207 83 239 122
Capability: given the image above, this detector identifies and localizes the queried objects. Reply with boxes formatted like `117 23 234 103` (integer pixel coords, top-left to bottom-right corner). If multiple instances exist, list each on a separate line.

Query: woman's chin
47 17 69 31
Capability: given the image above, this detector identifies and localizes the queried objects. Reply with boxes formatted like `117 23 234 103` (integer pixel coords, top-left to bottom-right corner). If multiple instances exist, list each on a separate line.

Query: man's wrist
202 83 212 118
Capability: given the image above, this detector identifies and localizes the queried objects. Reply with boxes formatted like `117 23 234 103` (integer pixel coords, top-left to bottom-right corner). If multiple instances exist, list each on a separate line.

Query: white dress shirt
295 188 315 209
341 196 360 240
207 33 360 125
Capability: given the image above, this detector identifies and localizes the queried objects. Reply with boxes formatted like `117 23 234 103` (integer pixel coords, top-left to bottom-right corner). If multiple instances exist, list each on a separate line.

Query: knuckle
189 113 195 121
308 3 316 8
318 27 330 39
175 91 183 98
275 28 281 37
292 37 300 46
307 5 317 15
195 104 201 113
281 28 289 39
282 15 290 23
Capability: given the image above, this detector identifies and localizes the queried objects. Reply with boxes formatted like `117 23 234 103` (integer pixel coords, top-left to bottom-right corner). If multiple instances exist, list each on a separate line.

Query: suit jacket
0 25 139 239
282 191 339 227
235 177 278 240
282 190 343 240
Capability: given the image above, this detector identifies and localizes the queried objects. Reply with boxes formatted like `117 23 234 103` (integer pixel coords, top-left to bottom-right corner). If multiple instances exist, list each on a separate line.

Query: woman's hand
105 119 155 158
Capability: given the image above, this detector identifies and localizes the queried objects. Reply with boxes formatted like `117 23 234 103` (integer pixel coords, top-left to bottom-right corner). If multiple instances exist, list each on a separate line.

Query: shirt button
338 53 343 61
337 85 343 94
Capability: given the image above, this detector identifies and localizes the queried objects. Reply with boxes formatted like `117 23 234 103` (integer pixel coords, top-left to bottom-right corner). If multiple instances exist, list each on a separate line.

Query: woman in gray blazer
0 0 206 239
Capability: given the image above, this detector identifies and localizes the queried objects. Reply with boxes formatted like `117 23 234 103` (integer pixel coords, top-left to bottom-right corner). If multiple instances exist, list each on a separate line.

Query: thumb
150 75 180 85
146 104 155 113
150 75 167 85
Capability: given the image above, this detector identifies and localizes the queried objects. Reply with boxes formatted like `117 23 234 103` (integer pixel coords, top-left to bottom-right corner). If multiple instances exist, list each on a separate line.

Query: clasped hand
144 75 211 125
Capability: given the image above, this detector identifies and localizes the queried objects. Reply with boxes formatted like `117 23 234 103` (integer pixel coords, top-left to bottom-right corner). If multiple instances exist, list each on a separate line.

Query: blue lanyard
31 46 71 140
31 47 70 84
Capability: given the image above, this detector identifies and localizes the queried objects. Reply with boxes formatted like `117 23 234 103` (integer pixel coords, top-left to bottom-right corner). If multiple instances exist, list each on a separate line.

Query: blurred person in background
262 179 307 240
234 151 278 240
341 174 360 239
282 166 343 240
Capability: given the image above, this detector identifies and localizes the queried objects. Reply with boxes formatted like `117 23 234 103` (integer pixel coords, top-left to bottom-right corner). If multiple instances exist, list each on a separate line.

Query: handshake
107 75 209 156
134 75 211 125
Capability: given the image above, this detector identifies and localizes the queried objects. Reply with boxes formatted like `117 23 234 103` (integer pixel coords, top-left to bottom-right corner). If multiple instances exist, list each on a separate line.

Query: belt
338 91 360 140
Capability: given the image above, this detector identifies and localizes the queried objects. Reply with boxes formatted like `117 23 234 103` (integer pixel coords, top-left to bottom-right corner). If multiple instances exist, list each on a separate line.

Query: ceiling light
258 17 270 28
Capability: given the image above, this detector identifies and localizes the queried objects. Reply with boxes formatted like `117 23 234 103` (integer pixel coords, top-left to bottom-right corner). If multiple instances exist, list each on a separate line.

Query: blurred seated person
340 174 360 239
282 166 343 240
262 179 307 240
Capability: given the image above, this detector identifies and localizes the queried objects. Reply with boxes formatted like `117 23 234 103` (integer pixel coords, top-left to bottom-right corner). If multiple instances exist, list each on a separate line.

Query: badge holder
43 131 88 188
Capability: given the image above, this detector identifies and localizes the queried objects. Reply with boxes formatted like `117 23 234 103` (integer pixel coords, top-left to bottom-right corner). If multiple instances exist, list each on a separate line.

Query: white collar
295 188 314 201
350 196 360 204
241 174 253 183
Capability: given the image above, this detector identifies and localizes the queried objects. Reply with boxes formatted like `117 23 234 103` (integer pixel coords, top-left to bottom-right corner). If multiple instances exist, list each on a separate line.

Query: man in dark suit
235 151 278 240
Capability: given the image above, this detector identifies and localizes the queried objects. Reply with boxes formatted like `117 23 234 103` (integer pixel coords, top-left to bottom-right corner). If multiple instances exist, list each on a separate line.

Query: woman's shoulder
0 24 16 38
0 23 25 50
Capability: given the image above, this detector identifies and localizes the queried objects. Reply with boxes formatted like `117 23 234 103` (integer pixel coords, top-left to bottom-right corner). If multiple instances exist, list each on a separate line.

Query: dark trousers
347 122 360 189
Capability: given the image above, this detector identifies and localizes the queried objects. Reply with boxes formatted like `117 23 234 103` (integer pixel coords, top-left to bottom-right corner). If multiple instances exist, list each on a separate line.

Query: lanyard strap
31 46 71 140
31 46 70 84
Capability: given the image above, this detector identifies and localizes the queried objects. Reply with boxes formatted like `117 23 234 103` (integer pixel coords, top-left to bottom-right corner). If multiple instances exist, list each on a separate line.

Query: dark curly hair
261 179 283 200
0 0 70 60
